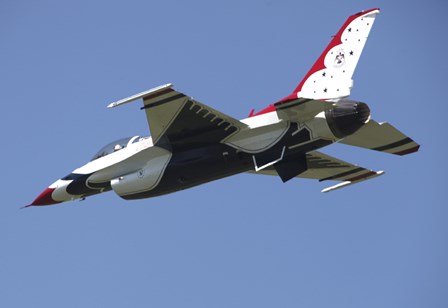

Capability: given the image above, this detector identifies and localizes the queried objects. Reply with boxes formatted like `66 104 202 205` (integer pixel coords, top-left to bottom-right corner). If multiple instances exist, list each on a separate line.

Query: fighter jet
29 8 419 207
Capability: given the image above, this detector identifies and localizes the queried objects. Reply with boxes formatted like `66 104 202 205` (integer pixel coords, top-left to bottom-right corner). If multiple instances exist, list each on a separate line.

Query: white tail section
281 8 380 102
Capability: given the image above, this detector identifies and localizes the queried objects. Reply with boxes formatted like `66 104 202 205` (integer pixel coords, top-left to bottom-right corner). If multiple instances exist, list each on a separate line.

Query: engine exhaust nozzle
325 100 370 138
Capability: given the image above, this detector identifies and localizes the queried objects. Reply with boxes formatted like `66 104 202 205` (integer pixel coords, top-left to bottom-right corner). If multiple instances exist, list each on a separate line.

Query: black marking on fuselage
64 173 111 197
372 137 413 152
61 173 83 181
65 173 96 195
275 98 313 111
291 127 311 144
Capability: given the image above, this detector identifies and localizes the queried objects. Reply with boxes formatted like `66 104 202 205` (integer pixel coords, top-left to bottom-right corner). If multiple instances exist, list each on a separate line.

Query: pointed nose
30 187 62 206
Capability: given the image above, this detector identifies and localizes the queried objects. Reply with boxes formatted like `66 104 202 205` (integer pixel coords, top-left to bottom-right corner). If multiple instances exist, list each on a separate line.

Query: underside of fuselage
109 122 333 200
62 122 334 201
136 142 333 200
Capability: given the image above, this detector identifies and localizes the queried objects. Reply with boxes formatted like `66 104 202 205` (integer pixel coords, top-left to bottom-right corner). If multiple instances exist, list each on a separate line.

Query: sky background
1 0 447 307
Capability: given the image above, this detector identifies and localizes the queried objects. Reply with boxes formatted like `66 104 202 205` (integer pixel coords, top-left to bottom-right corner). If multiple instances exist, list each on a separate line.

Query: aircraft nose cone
29 187 61 206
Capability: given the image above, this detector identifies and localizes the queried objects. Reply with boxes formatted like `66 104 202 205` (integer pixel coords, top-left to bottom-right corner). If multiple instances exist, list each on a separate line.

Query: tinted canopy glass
91 136 139 161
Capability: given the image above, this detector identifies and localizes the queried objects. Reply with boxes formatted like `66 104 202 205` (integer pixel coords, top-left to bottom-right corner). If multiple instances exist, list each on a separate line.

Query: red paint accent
30 187 61 206
277 8 380 103
248 108 255 117
346 171 376 182
252 9 380 114
393 145 420 156
251 104 276 117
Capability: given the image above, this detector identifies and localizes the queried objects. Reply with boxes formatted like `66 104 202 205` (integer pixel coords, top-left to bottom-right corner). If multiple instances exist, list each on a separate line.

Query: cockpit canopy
91 136 140 161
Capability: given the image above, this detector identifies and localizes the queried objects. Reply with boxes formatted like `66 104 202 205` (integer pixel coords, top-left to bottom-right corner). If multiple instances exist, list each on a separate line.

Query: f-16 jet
29 8 419 207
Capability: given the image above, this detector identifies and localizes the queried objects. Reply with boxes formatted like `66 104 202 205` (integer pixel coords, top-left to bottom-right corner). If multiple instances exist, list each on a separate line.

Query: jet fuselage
28 8 419 207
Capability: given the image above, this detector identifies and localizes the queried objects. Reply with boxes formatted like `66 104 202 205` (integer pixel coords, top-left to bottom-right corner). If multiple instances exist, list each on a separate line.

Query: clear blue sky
2 1 447 307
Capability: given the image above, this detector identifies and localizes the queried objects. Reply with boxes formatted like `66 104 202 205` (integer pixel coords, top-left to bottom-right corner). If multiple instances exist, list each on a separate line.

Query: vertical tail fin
280 8 380 102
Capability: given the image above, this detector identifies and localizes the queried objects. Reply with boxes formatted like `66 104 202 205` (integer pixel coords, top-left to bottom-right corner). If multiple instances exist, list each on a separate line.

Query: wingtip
107 83 175 109
359 8 380 15
321 170 385 193
393 145 420 156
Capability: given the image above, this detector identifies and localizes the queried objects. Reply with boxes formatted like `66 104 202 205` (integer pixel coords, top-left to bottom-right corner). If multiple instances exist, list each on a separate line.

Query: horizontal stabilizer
339 119 420 155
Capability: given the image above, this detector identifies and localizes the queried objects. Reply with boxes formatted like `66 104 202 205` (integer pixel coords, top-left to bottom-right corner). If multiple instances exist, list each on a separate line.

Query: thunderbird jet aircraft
29 8 419 207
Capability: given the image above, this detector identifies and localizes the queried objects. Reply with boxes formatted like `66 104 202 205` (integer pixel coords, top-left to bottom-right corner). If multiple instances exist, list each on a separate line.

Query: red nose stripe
30 187 61 206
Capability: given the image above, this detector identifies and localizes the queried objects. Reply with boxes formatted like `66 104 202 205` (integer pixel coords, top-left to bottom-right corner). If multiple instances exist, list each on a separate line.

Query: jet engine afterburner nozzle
325 100 370 138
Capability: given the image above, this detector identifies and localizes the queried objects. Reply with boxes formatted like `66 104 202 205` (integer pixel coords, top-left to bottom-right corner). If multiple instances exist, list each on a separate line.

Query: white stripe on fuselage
73 136 153 176
225 111 288 153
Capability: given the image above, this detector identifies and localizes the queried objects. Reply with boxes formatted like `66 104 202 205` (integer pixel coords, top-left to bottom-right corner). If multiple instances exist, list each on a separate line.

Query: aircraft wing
250 150 384 192
108 84 247 151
